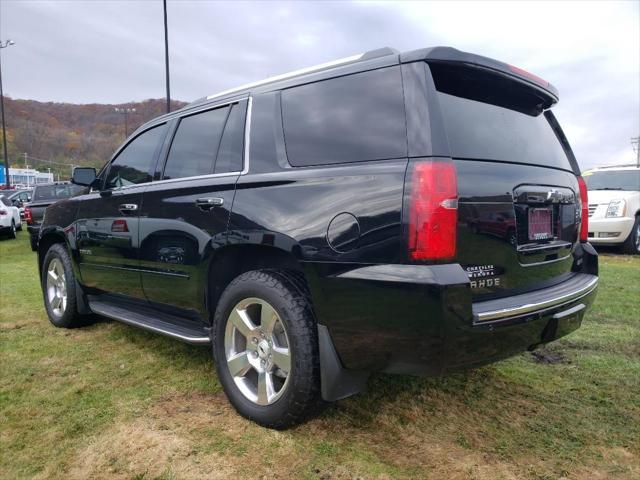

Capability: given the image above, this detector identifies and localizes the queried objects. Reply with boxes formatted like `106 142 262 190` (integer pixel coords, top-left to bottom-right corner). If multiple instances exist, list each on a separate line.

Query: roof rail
205 47 398 101
593 163 639 169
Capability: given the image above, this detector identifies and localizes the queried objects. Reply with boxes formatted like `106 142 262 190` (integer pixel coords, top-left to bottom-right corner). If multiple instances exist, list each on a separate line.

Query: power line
21 154 75 168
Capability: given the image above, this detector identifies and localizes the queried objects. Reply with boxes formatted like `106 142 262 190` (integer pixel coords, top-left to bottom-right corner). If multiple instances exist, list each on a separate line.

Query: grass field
1 233 639 479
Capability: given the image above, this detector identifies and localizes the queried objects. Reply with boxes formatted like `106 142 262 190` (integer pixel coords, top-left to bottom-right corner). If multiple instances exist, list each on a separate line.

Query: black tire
8 220 17 239
29 233 38 251
620 215 640 255
212 269 322 429
41 243 85 328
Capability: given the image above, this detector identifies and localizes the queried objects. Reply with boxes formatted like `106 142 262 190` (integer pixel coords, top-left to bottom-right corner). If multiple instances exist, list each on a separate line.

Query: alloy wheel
46 258 67 317
224 297 291 405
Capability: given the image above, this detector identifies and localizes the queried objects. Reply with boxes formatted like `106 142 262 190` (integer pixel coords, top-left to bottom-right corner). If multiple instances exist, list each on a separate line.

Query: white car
0 194 23 239
583 165 640 254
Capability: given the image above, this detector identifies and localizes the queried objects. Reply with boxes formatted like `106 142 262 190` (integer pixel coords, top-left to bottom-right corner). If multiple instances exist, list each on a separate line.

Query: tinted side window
106 124 167 189
281 67 407 166
163 107 229 180
215 103 245 173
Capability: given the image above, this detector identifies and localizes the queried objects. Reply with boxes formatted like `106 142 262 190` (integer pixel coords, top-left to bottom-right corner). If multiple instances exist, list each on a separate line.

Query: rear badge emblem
464 264 504 289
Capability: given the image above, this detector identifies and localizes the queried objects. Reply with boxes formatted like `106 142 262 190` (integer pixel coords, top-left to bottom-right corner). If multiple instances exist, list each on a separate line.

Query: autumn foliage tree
1 96 187 177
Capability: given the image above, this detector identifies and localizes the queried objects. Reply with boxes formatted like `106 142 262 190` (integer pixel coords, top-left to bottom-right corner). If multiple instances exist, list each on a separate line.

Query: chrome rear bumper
473 274 598 323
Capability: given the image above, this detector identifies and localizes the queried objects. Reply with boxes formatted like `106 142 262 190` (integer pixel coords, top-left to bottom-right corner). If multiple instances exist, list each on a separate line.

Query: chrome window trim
102 96 253 192
144 171 242 187
242 96 252 175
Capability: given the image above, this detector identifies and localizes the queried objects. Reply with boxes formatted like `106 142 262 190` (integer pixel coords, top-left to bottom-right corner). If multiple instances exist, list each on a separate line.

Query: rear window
583 170 640 191
281 67 407 166
33 184 84 201
430 63 571 170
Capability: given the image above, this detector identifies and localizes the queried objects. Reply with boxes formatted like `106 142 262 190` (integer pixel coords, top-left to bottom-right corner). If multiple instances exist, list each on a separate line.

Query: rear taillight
24 206 33 225
407 159 458 261
577 176 589 242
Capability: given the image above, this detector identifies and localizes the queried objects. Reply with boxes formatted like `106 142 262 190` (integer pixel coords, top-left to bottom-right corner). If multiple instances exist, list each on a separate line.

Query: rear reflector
577 176 589 242
407 160 458 260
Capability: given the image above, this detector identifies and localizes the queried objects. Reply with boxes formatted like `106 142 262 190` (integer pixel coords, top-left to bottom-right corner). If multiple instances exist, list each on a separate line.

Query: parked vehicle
37 47 598 428
0 195 22 239
583 165 640 254
25 182 84 251
5 189 33 219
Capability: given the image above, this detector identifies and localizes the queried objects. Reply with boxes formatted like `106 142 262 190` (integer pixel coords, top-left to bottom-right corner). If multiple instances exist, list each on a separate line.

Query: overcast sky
1 0 638 170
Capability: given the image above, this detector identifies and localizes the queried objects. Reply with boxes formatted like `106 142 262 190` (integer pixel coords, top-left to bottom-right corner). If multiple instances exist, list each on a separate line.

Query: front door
139 100 247 317
76 123 168 299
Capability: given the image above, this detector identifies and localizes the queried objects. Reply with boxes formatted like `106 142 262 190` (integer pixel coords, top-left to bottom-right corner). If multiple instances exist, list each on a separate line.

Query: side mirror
72 167 97 187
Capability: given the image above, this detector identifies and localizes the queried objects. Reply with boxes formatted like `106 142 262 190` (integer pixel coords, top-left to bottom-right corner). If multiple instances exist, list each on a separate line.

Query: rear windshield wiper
593 187 624 190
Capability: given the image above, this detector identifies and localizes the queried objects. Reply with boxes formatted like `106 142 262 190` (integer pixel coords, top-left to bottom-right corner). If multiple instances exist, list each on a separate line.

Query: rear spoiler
401 47 559 106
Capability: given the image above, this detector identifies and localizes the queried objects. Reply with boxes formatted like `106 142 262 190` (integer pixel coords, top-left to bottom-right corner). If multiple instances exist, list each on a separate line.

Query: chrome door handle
195 197 224 210
118 203 138 213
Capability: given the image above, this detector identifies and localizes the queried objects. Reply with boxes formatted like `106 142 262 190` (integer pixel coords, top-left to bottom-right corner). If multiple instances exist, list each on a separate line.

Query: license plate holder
528 208 553 241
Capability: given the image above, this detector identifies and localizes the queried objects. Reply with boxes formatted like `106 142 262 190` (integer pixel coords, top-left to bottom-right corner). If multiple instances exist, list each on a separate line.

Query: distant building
0 165 55 187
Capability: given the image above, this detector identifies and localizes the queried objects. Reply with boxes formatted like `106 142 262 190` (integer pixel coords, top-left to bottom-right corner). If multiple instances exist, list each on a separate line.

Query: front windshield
583 170 640 191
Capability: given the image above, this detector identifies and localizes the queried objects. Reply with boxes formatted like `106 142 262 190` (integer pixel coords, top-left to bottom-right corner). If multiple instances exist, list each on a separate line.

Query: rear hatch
428 61 581 300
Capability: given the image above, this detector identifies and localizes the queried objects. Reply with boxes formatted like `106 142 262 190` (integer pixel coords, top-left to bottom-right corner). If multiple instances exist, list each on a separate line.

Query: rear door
76 123 168 299
426 62 581 300
139 100 246 317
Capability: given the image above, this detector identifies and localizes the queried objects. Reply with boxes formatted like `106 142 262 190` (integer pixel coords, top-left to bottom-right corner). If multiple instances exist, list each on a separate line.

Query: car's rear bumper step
88 298 211 345
473 273 598 323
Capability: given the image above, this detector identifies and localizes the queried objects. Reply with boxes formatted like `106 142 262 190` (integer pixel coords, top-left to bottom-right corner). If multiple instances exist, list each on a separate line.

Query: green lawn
1 233 639 479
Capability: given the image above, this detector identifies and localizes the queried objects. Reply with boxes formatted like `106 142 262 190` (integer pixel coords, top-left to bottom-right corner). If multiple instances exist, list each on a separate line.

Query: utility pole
115 107 136 138
23 152 27 168
0 39 16 188
163 0 171 113
632 137 639 167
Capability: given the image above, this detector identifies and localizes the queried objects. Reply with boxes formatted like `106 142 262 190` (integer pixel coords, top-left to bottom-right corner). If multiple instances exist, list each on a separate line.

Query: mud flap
318 324 369 401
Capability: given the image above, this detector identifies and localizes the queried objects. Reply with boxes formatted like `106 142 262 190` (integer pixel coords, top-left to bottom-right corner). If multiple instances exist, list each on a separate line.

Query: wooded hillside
0 96 187 177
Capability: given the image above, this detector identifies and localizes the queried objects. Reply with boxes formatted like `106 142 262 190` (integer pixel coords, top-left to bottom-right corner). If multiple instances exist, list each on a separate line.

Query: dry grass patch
66 418 232 480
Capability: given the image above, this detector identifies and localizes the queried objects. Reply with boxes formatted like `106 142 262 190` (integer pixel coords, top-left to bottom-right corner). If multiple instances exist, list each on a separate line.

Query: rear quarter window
281 67 407 166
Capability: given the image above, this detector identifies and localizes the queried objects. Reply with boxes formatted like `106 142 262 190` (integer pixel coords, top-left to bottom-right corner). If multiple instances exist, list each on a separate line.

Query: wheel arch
206 244 304 324
37 228 69 276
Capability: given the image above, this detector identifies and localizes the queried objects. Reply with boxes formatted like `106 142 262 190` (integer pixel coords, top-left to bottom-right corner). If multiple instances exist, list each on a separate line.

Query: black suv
37 47 598 428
